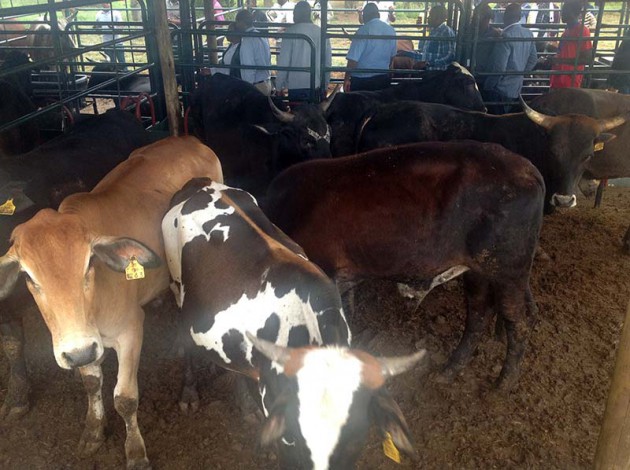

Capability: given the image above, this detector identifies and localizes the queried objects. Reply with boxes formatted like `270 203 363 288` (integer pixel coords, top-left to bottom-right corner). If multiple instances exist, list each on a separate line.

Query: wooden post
153 0 181 136
203 0 219 65
594 301 630 469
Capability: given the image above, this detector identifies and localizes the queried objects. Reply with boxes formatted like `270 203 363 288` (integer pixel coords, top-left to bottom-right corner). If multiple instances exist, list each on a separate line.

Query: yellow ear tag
383 432 401 464
0 198 16 216
125 256 145 280
594 142 605 152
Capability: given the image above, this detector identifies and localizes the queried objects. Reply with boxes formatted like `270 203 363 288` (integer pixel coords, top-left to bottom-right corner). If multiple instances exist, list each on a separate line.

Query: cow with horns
190 73 337 198
354 99 629 213
162 177 425 469
264 141 545 389
325 62 487 157
0 137 223 468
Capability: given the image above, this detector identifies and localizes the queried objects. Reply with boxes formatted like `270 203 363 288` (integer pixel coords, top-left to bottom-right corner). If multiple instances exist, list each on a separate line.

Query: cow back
264 141 544 281
60 136 223 303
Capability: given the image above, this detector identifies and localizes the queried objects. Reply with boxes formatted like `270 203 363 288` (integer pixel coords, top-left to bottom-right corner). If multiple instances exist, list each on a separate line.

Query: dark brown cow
531 88 630 181
263 141 545 389
355 99 628 213
531 88 630 253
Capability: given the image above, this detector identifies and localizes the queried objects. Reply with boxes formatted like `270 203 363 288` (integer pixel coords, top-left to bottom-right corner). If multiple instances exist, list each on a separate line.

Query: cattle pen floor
1 187 629 470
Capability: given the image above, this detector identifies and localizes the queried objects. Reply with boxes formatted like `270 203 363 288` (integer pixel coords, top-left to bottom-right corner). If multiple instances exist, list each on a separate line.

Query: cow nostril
62 351 73 366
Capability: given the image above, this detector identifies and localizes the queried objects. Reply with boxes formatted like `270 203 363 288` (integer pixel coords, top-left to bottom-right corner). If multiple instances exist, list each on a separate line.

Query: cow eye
24 273 40 291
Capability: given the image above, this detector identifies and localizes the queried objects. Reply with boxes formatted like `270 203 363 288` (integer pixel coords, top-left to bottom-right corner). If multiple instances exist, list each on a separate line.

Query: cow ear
0 255 20 300
596 133 616 144
371 389 416 459
92 236 162 273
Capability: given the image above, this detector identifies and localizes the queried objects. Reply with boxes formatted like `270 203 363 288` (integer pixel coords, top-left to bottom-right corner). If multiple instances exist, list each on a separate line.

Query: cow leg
495 281 533 390
113 313 149 470
622 224 630 255
0 318 30 421
439 274 492 383
78 361 106 455
337 280 361 323
179 348 199 414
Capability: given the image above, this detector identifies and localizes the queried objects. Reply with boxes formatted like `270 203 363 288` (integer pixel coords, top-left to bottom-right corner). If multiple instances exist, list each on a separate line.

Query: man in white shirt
268 0 296 24
235 9 272 95
95 3 125 66
277 1 332 100
358 0 395 24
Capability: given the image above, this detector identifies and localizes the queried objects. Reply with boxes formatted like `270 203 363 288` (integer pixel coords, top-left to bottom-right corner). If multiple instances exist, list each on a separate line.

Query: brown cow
0 136 222 469
263 141 545 389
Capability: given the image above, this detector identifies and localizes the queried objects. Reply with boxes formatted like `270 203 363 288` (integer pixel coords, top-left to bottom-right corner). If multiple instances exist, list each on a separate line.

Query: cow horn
246 331 292 365
378 350 428 379
268 97 294 123
320 84 341 113
520 96 557 130
598 113 629 133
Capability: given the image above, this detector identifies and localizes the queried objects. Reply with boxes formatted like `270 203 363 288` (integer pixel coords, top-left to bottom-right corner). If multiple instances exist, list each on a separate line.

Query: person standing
418 5 456 71
95 3 126 66
220 22 242 79
235 9 272 95
608 29 630 94
483 3 537 113
470 2 502 89
276 1 332 101
267 0 296 24
344 2 397 92
548 0 592 88
358 0 396 25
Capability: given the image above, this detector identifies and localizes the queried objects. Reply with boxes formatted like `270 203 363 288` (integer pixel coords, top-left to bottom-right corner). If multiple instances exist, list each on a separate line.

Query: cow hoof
433 368 457 384
494 372 519 392
178 399 199 414
127 457 151 470
78 434 104 456
0 402 29 422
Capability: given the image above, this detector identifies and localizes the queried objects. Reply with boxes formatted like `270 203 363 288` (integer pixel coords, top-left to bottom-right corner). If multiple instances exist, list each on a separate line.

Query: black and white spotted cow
161 177 426 469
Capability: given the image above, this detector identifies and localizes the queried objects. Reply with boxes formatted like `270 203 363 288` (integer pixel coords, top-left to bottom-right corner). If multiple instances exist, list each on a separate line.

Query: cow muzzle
550 193 577 208
56 336 104 369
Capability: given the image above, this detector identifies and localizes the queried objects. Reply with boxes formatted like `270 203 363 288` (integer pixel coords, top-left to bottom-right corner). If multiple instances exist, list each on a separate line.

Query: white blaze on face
296 348 363 470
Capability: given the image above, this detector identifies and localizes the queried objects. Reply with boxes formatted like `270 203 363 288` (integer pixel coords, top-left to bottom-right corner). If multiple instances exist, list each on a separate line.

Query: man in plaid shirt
420 5 456 70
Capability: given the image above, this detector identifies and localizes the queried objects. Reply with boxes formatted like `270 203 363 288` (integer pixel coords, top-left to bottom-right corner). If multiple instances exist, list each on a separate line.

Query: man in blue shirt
235 9 272 95
344 2 397 92
483 3 537 114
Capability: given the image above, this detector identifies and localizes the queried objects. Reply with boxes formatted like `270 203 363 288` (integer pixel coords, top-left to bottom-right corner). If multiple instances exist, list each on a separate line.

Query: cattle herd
0 64 629 469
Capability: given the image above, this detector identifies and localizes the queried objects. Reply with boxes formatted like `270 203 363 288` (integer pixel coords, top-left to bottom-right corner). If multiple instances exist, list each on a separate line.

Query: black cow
0 109 155 421
326 62 487 157
162 178 424 468
264 141 545 389
190 73 336 198
355 99 629 213
87 62 151 99
0 51 39 156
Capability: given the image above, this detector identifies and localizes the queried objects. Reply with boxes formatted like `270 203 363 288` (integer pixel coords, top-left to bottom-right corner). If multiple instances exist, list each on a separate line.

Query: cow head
248 333 426 470
255 95 335 174
442 63 487 112
0 209 161 369
521 98 628 212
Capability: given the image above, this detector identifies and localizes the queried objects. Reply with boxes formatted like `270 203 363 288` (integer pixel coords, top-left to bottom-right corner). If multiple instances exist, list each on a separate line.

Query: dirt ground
0 186 629 470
